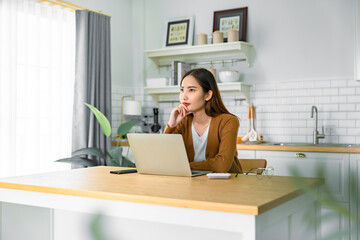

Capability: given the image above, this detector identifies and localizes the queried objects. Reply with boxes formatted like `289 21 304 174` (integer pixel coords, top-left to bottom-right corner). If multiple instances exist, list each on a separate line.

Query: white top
192 122 210 162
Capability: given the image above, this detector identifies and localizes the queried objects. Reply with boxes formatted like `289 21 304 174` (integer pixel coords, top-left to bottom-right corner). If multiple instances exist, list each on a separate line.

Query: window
0 0 75 177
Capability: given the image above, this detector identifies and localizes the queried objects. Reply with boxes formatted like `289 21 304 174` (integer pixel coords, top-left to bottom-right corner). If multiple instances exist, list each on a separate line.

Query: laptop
127 133 212 177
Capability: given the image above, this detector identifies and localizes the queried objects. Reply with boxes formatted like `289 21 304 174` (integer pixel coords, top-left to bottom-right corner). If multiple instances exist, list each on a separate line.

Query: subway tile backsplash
112 77 360 144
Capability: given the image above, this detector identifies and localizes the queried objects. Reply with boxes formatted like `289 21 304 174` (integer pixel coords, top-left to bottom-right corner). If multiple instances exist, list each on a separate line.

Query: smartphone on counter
110 169 137 174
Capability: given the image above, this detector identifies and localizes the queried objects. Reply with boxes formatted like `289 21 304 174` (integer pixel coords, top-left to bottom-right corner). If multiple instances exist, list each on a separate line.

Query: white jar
212 31 224 44
228 29 239 42
197 33 207 45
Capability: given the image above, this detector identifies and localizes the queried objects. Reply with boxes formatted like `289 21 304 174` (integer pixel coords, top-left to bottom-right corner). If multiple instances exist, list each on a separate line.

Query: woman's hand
167 104 190 128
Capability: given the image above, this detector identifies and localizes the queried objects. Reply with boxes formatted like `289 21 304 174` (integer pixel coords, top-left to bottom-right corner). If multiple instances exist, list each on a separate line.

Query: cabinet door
255 151 349 202
319 203 350 240
350 154 360 240
255 151 351 240
237 150 256 159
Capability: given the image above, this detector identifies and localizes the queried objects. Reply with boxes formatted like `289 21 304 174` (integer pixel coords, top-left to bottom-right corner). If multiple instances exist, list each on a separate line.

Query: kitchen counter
113 140 360 153
237 142 360 153
0 166 323 240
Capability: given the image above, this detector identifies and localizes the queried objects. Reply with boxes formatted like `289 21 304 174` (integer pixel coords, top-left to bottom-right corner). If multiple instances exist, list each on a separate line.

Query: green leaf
121 156 136 167
107 147 123 166
117 121 140 137
106 148 135 167
89 214 107 240
85 103 112 137
72 147 105 159
55 157 96 166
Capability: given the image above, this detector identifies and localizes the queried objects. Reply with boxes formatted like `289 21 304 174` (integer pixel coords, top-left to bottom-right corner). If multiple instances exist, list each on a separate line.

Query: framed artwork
213 7 248 42
164 16 194 47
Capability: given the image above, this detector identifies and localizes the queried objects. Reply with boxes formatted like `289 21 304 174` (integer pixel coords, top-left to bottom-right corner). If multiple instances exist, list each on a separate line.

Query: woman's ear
205 90 213 101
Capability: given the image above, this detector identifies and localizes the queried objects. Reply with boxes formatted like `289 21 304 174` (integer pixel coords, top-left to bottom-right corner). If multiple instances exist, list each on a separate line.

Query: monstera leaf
72 147 106 159
117 120 140 138
85 103 112 137
107 147 135 167
55 157 96 166
55 103 137 168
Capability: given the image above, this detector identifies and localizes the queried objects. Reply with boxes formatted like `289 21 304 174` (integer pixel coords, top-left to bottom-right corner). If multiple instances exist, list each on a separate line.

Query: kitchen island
0 166 323 240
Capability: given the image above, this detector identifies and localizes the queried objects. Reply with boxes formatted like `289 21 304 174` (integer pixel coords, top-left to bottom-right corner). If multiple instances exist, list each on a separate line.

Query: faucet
310 106 325 144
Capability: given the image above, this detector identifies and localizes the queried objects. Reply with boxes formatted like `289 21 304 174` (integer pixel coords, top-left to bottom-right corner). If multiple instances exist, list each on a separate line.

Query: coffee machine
150 108 161 133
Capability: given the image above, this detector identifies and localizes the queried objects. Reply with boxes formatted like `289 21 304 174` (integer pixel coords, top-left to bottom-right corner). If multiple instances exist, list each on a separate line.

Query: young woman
164 68 241 173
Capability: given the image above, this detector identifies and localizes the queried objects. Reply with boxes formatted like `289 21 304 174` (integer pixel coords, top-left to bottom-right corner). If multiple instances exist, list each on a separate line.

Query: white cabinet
256 198 318 240
237 150 256 159
320 203 350 240
253 150 351 240
350 154 360 240
255 151 349 202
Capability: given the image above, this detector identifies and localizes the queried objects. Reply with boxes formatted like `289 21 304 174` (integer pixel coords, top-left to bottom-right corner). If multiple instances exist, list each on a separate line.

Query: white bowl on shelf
218 70 240 83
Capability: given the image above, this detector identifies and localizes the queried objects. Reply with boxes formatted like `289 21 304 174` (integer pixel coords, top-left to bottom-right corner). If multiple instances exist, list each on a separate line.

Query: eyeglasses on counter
235 166 275 179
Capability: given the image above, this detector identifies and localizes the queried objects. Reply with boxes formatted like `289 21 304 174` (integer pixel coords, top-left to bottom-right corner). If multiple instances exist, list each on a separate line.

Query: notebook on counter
127 134 211 177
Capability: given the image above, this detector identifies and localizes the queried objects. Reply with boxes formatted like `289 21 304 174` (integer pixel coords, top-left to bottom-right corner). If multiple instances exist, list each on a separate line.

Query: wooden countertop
113 140 360 153
237 143 360 153
0 166 323 215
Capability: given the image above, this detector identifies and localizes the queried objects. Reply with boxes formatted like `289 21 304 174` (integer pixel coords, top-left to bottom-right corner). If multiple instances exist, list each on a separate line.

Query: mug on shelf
208 67 216 79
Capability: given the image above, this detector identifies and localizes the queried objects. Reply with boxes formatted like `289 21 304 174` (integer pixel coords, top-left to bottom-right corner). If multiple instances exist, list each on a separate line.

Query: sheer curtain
0 0 75 177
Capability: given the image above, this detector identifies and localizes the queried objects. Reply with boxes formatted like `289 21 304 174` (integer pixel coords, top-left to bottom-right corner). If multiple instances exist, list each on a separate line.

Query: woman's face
180 75 212 113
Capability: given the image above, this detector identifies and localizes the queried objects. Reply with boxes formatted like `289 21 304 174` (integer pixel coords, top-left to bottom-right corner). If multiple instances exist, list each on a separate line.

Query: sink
262 142 356 148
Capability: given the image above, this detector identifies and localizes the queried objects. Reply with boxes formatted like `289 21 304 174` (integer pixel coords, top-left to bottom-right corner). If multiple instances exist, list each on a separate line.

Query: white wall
142 0 354 82
75 0 359 143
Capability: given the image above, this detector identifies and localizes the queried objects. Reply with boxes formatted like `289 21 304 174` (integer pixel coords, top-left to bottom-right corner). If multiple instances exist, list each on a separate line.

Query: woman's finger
175 104 190 117
181 105 188 112
177 105 182 115
182 106 186 116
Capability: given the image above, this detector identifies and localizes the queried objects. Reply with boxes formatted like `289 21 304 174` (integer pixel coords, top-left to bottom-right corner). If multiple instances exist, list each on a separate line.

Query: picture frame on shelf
213 7 248 42
164 16 194 47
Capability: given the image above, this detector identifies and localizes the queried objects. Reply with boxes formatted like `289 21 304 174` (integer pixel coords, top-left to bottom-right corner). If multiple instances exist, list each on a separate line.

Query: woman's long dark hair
181 68 230 117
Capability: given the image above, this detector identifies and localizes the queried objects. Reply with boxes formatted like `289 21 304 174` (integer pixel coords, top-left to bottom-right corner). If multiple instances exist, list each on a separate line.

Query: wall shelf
145 82 252 103
145 41 253 67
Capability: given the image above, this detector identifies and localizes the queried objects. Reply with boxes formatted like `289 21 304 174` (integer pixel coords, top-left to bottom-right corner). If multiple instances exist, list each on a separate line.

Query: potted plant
56 103 139 168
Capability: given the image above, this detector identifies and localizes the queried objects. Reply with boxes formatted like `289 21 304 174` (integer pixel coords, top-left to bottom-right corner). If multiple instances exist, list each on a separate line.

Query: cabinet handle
295 153 306 158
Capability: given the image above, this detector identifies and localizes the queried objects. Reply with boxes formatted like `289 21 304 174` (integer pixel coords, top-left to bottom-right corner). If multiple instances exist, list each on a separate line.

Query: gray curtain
72 10 112 165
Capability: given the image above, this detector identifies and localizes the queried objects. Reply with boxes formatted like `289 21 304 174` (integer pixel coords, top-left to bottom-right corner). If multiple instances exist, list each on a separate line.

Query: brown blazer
164 113 241 173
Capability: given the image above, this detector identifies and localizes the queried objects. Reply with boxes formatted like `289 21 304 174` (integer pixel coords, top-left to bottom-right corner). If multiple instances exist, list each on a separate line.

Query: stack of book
171 61 191 86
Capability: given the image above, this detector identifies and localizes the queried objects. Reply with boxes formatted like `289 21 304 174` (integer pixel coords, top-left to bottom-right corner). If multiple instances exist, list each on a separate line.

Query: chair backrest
239 159 267 172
